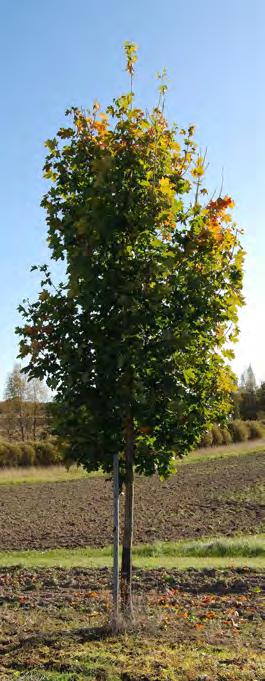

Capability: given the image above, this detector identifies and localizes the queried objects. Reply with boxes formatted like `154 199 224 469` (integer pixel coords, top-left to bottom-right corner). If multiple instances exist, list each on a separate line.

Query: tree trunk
33 402 37 440
19 402 25 441
112 452 120 630
121 416 134 619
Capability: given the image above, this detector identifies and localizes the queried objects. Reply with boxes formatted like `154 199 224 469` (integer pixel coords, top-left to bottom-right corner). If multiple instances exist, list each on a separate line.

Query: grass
5 640 265 681
0 438 264 485
0 534 264 569
134 533 265 557
14 643 264 681
224 482 265 505
182 437 265 466
0 464 100 485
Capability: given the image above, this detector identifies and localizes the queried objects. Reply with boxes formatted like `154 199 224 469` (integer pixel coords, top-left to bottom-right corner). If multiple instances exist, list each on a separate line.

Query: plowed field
0 451 264 550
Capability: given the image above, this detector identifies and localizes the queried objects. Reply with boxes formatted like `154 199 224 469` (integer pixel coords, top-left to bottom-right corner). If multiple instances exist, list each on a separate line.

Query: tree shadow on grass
1 622 112 656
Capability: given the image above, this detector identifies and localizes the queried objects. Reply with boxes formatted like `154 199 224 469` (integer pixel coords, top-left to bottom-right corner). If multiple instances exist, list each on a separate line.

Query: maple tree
17 43 244 620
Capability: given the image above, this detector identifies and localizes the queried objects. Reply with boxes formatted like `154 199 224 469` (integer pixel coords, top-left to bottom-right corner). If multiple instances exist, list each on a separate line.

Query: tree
17 43 244 620
26 378 49 440
4 363 28 440
4 363 27 402
3 364 49 441
239 364 257 420
256 380 265 419
240 364 256 392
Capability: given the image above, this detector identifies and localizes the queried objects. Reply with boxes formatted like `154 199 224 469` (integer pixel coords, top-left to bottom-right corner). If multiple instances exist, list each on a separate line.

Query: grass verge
0 464 101 485
13 643 264 681
0 534 264 569
183 438 265 466
3 640 265 681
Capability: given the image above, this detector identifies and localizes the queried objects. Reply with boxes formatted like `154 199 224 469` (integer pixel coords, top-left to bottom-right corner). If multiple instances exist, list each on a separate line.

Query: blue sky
0 0 264 396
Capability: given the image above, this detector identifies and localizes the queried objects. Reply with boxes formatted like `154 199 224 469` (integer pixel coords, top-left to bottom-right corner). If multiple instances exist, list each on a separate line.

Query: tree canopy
17 43 244 481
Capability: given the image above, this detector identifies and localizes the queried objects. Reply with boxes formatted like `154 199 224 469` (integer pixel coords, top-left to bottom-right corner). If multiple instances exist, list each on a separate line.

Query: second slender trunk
19 402 25 441
121 416 134 619
112 452 120 629
33 402 37 440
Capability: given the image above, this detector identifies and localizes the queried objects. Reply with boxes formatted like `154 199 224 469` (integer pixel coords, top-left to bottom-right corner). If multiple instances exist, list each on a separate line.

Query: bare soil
0 452 264 550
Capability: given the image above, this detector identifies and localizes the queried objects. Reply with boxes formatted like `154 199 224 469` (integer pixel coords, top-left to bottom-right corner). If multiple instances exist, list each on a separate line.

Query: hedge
0 418 264 466
245 420 264 439
0 440 63 468
211 424 224 446
228 419 249 442
198 419 265 448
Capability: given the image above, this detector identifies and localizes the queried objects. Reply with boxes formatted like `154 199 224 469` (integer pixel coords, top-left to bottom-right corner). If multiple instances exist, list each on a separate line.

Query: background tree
17 43 244 619
238 364 257 420
26 378 49 440
3 364 49 441
4 363 28 440
240 364 256 392
256 380 265 419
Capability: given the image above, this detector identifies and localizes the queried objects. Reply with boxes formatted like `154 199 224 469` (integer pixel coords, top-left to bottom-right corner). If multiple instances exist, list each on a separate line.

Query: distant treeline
0 401 51 442
1 363 264 467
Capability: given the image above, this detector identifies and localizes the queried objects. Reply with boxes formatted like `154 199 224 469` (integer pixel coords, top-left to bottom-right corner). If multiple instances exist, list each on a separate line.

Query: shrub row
199 419 264 448
0 440 63 468
0 418 263 466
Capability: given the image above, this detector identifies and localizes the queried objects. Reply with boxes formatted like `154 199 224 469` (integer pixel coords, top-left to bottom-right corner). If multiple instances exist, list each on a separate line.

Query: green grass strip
0 534 264 569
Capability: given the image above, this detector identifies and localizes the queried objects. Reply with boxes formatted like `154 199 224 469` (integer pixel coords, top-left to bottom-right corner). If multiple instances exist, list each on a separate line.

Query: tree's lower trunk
112 452 120 630
33 403 37 440
19 405 25 442
121 416 134 619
